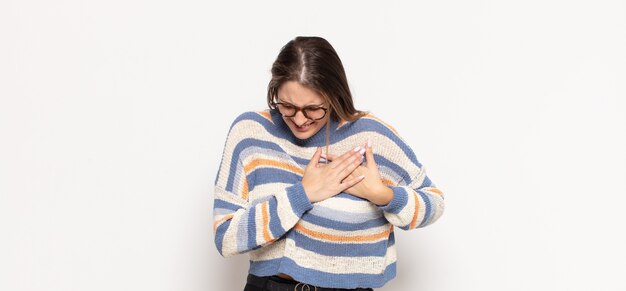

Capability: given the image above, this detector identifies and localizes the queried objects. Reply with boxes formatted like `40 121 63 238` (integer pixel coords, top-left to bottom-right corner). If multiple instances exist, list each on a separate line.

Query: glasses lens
304 107 326 120
277 103 296 117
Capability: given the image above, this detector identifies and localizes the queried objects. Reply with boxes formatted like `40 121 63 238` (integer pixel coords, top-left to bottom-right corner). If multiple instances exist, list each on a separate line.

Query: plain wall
1 0 625 290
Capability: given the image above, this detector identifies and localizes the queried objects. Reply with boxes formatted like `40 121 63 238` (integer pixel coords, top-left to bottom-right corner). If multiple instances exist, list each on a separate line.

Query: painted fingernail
353 146 362 152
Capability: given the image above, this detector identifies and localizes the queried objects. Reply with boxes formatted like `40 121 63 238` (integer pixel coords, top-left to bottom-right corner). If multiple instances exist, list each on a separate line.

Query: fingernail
358 174 365 179
359 148 365 155
353 146 362 152
367 139 371 148
321 153 327 158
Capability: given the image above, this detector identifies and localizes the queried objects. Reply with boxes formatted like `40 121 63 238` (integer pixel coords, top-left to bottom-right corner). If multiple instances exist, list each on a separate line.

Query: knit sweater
212 108 445 289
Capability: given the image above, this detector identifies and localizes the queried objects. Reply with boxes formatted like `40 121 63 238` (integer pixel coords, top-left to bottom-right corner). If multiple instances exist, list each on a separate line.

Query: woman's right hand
301 146 366 203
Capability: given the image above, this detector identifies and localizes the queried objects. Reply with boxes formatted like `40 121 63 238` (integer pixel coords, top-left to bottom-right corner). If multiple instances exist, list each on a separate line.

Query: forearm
213 182 313 257
378 184 445 230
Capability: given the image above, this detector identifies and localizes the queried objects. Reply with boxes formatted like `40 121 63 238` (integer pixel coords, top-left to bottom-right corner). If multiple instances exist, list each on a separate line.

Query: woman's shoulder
227 109 275 130
349 111 402 139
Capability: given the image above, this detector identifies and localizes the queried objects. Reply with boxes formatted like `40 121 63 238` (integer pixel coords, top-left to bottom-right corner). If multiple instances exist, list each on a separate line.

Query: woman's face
276 81 329 140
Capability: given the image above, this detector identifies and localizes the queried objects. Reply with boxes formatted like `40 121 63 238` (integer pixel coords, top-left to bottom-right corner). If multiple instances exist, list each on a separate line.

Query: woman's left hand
319 140 394 205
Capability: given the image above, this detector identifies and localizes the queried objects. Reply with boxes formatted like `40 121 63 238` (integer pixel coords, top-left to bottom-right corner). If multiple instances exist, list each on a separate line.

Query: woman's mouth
294 122 313 132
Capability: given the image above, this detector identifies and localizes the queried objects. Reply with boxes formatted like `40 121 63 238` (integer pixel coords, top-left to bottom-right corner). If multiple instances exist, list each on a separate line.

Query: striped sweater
212 108 445 289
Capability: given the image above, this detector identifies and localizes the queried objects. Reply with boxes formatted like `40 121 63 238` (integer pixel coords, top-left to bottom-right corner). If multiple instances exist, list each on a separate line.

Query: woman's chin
290 125 319 139
292 129 313 139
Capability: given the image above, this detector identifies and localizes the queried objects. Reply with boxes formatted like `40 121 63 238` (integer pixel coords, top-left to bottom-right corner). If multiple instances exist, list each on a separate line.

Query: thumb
365 139 376 169
307 146 322 170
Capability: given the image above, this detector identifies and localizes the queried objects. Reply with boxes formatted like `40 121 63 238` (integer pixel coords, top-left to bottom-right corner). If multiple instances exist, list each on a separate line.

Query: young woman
213 36 445 291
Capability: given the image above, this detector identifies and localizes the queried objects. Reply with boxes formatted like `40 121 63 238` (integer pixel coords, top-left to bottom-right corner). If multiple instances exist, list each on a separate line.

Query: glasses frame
272 101 329 121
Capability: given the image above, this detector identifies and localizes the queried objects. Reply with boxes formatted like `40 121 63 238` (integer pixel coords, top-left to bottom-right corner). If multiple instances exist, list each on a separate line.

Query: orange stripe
244 158 304 176
382 177 396 187
258 111 272 121
409 191 420 229
423 187 444 196
261 202 272 242
213 214 234 233
294 223 392 243
242 178 249 200
338 118 348 128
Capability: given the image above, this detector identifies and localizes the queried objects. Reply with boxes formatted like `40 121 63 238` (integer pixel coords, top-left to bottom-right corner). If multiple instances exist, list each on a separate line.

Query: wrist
301 180 319 203
370 186 394 206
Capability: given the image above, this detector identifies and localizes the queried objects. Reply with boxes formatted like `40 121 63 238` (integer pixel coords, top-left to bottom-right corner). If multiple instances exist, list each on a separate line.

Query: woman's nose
293 110 309 126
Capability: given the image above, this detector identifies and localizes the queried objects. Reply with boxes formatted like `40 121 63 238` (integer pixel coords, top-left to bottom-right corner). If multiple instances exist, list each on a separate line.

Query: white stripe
314 196 381 214
249 238 286 261
308 205 382 223
284 238 386 274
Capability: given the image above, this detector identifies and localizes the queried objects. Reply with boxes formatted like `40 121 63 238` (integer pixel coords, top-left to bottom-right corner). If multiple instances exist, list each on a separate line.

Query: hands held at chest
301 144 366 203
301 140 393 205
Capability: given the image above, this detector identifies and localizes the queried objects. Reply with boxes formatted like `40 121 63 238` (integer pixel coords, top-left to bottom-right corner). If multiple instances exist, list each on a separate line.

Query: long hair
266 36 369 155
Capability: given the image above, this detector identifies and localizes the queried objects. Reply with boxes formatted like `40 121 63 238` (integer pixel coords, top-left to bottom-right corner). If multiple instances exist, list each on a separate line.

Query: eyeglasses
272 100 328 121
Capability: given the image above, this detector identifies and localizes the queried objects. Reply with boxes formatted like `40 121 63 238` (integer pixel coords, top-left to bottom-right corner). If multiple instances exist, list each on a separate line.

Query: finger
339 173 365 190
332 146 363 166
335 147 364 170
338 152 365 178
365 139 376 169
341 167 359 183
306 147 322 170
321 152 337 162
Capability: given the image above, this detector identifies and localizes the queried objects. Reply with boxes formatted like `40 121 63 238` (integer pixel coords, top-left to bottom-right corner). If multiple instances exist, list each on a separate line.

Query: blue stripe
236 209 249 253
246 206 257 250
375 155 413 185
214 220 230 256
334 192 368 201
285 182 313 216
417 190 432 227
388 231 395 246
292 230 389 257
379 186 408 214
267 197 285 238
422 175 433 187
248 257 282 275
224 138 253 192
355 116 423 167
213 199 241 212
248 168 302 191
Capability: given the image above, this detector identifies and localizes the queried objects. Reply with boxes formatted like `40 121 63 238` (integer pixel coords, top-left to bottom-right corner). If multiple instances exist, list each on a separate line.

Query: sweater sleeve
376 132 445 230
212 116 314 258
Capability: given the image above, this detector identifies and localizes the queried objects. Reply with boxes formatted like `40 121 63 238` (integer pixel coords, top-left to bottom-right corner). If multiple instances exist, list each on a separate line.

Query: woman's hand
320 140 394 205
301 146 366 203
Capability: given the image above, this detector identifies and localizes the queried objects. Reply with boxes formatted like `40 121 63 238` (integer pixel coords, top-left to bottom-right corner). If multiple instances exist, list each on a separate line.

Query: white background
1 1 625 290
